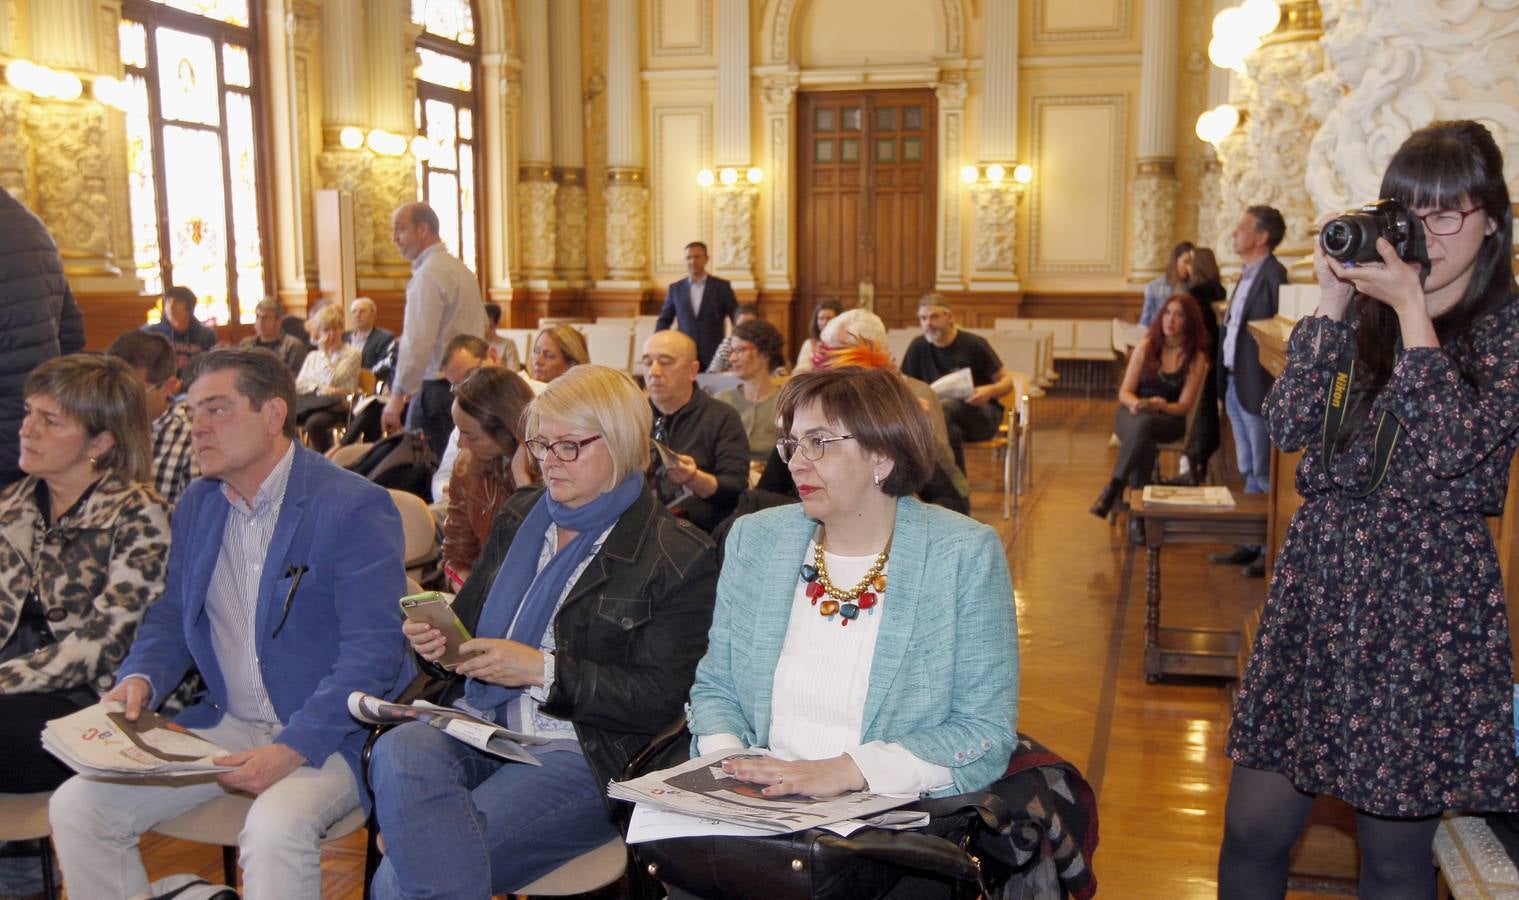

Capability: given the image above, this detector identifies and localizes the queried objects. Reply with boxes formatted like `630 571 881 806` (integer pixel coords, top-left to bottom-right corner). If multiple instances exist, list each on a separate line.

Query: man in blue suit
655 241 739 370
51 348 411 900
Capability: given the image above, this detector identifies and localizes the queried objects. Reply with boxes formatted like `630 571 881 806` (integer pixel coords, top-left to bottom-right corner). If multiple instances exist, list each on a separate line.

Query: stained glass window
122 0 268 327
412 1 481 274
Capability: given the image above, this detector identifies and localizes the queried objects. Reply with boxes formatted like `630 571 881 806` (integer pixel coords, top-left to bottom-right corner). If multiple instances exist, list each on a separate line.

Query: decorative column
1306 0 1519 225
316 0 376 276
708 0 756 288
601 0 649 285
480 46 519 301
264 0 309 304
368 0 420 280
759 74 797 293
967 0 1019 289
549 0 588 284
515 0 557 281
23 0 126 284
1127 0 1180 281
933 74 967 291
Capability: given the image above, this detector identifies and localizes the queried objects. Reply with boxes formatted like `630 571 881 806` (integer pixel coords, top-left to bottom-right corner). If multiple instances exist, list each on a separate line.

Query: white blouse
295 344 361 395
699 540 952 797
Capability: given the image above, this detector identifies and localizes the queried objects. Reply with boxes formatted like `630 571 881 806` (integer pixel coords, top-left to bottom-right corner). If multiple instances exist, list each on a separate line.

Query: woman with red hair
1091 294 1211 518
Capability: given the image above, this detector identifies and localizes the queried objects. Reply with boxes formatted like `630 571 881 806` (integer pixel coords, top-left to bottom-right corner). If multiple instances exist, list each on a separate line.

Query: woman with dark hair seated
714 318 788 462
1176 246 1226 482
792 298 844 374
1090 293 1211 519
0 355 169 796
368 364 719 899
440 366 536 586
674 367 1017 898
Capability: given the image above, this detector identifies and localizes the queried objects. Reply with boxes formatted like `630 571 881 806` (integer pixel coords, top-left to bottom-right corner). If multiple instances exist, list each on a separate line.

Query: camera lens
1320 220 1357 258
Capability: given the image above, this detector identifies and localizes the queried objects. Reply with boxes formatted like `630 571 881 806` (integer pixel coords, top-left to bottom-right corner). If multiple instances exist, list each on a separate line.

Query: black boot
1090 478 1124 518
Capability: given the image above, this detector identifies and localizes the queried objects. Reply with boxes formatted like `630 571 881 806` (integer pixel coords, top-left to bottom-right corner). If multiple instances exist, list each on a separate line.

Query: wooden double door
796 89 938 336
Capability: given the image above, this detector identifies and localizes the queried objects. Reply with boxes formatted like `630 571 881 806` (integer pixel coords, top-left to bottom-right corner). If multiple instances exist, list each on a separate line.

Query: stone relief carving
935 76 968 110
970 183 1018 274
516 179 559 276
940 107 963 277
711 183 756 275
555 182 589 279
25 100 114 266
1306 0 1519 218
370 155 418 272
316 149 376 268
762 75 798 113
768 115 790 279
1243 39 1324 260
1129 175 1179 277
0 88 27 197
604 181 649 276
1211 124 1253 275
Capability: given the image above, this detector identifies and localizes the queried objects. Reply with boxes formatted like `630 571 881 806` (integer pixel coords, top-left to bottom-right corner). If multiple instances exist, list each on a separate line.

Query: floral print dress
1227 304 1519 816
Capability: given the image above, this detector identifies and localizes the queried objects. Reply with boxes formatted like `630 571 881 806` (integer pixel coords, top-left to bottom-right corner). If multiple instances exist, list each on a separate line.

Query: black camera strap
1320 343 1402 498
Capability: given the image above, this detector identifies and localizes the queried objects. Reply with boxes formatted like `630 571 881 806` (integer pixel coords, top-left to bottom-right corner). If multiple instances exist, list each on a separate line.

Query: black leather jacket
427 484 717 797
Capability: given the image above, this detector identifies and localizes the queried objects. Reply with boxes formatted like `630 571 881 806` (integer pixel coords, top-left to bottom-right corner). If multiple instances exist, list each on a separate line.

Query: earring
88 457 97 468
872 472 882 486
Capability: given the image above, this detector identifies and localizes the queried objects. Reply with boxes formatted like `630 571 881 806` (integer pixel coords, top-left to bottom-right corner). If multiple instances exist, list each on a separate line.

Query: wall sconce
696 167 763 188
696 169 715 187
1012 164 1033 184
339 126 365 150
4 59 84 101
410 136 434 161
960 163 1032 188
745 167 763 185
1195 103 1241 147
719 167 739 185
91 75 129 111
366 128 408 156
1208 0 1280 73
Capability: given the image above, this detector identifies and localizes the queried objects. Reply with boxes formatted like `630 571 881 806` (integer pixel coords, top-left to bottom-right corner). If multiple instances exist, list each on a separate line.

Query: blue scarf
463 474 644 714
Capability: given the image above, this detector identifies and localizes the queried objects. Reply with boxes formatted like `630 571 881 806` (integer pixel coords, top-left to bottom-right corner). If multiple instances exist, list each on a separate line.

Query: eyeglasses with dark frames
776 434 856 463
1416 206 1483 236
524 434 603 462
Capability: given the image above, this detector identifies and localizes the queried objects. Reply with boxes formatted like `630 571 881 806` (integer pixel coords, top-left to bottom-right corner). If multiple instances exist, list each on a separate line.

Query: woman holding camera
1220 120 1519 899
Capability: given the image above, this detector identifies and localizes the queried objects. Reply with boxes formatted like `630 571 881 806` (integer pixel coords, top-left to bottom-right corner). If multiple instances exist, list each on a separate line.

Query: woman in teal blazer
687 367 1018 802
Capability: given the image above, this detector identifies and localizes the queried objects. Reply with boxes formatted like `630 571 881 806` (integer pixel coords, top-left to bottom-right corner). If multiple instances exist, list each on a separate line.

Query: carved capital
935 75 968 110
762 75 798 113
517 179 559 276
970 182 1018 275
368 155 417 274
604 181 649 277
1128 175 1179 277
24 99 116 272
0 87 27 197
710 183 757 276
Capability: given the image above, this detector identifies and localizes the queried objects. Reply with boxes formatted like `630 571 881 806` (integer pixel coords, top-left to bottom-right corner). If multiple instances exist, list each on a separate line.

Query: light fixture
366 128 407 156
409 135 434 160
985 163 1006 184
745 167 763 185
1013 164 1033 185
719 167 739 186
92 75 129 111
696 169 715 187
960 165 978 184
1241 0 1281 35
5 59 82 101
339 126 365 150
1208 1 1280 74
1195 103 1241 146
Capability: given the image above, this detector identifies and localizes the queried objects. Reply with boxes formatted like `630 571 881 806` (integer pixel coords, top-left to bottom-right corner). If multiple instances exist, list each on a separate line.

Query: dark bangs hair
775 367 935 498
1350 120 1515 397
453 367 535 453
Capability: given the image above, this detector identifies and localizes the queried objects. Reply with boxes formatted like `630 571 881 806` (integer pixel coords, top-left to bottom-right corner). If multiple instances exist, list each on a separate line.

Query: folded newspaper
1139 485 1236 509
42 702 232 778
928 367 975 401
608 749 914 836
347 692 547 766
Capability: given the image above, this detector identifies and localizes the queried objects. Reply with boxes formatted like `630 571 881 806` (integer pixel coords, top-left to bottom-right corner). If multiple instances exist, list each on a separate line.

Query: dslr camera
1318 198 1430 269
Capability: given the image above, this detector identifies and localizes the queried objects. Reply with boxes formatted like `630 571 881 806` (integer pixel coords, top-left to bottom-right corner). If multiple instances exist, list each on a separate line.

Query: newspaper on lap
42 702 232 778
608 749 922 840
347 691 548 765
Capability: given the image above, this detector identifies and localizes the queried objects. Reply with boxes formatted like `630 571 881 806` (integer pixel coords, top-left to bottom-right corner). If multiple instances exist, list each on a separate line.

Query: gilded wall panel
1032 0 1131 43
1028 94 1128 275
650 0 710 57
650 104 711 276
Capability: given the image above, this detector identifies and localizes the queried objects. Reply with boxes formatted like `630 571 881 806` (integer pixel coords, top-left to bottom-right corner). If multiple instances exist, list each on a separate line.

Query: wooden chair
0 792 59 900
961 374 1034 520
387 488 440 586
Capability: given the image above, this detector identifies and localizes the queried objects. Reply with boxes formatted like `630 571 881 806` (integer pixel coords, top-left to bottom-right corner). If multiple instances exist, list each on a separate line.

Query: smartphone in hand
399 591 478 670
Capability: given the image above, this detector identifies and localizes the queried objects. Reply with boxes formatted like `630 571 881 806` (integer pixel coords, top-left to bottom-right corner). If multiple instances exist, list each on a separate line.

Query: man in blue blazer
1213 204 1288 577
655 241 739 370
51 347 411 900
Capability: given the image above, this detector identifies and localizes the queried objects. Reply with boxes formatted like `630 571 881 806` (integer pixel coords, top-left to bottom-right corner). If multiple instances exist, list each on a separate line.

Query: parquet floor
122 396 1333 898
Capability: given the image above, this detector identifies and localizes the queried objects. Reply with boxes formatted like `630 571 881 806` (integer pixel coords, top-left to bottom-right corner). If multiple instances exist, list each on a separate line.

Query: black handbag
633 791 1009 900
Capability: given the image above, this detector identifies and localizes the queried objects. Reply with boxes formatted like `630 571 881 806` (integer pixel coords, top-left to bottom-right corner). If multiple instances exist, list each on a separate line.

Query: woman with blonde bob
369 364 719 899
0 354 169 794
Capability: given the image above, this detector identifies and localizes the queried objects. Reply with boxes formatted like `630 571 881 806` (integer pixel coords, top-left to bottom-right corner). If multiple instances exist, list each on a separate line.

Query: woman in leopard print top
0 354 170 792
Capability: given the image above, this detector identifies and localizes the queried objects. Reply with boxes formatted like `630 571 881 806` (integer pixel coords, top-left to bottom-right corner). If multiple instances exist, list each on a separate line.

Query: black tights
1218 766 1440 900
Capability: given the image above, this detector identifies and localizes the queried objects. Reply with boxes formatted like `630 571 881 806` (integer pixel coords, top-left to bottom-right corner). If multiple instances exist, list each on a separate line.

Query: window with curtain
121 0 269 326
411 0 481 274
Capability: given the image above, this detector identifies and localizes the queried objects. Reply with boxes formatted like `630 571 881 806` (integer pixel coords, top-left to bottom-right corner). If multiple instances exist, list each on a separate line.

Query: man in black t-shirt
899 294 1014 473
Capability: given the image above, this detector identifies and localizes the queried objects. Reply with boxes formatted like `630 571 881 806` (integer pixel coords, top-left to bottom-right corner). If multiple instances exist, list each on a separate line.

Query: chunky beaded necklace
800 531 889 627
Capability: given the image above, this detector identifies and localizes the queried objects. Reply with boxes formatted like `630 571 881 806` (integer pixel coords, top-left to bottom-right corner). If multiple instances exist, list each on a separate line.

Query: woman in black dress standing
1179 247 1225 482
1220 120 1519 899
1090 293 1211 518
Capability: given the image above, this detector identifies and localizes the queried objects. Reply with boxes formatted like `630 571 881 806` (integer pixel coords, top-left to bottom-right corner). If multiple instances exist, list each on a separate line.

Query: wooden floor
123 396 1329 898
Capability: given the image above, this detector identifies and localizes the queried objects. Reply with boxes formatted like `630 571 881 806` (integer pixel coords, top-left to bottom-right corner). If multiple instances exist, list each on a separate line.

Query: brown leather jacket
441 449 514 576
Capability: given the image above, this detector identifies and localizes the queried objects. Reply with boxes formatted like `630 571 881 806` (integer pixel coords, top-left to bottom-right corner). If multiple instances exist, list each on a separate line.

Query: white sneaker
131 874 239 900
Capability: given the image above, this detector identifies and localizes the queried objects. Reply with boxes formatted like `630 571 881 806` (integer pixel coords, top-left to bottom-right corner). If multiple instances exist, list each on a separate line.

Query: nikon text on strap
1320 342 1401 498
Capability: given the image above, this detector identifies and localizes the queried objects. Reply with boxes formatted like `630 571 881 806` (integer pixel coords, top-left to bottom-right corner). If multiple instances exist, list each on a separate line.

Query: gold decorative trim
519 164 555 182
1028 94 1129 276
554 167 587 186
1032 0 1133 44
606 167 646 184
1136 159 1176 178
1262 0 1323 44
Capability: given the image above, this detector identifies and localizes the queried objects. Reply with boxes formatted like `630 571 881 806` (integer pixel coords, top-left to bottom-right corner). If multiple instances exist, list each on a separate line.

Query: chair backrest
575 323 635 371
357 368 377 396
330 441 372 469
1026 320 1076 355
0 792 53 841
1073 320 1117 360
884 328 918 366
980 331 1041 383
631 319 660 375
387 488 438 567
497 328 537 370
993 318 1031 332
